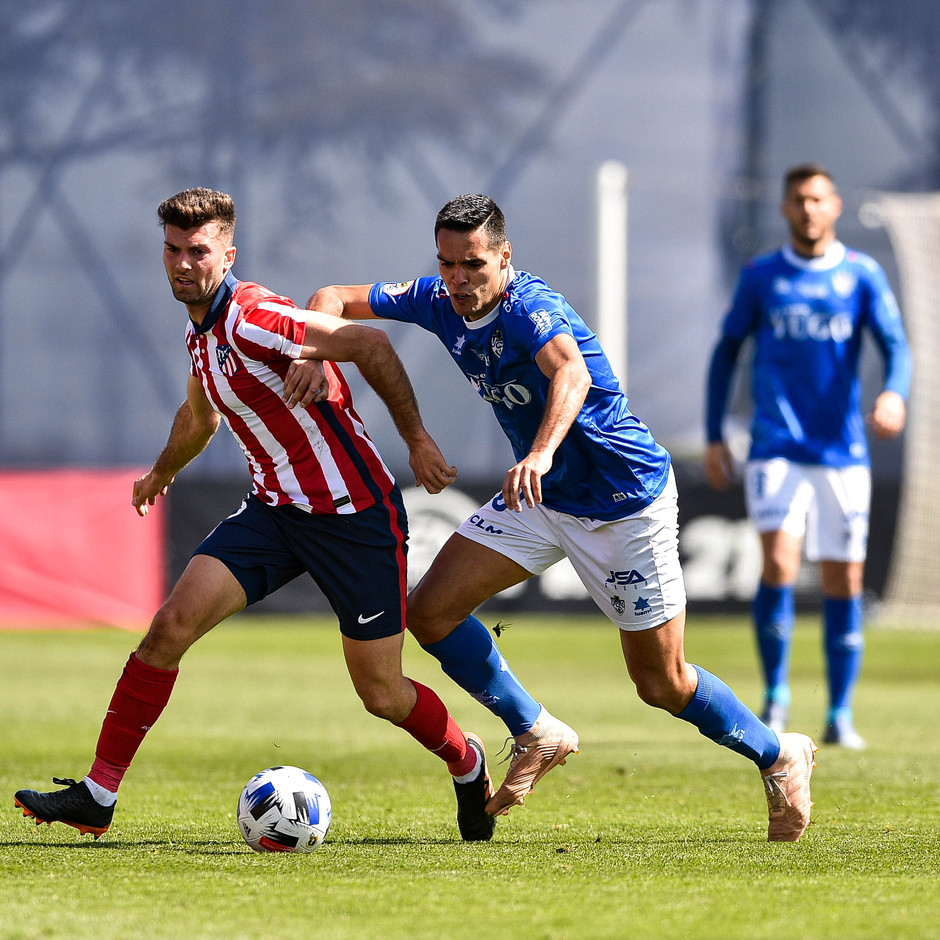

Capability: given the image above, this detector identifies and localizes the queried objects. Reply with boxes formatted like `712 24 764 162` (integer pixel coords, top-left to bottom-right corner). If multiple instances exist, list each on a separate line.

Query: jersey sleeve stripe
236 304 305 360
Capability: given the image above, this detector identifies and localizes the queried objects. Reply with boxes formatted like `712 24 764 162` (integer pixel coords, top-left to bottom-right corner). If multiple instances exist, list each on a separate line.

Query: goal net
860 191 940 627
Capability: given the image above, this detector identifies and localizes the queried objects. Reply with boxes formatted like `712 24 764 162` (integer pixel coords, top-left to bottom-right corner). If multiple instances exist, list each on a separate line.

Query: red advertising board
0 470 166 629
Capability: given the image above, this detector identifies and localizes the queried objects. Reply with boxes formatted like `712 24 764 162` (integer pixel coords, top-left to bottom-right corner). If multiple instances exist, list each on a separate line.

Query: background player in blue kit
309 193 817 842
704 164 911 749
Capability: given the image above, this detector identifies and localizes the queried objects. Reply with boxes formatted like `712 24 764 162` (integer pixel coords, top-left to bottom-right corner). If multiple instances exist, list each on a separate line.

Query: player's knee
405 588 466 645
140 602 199 665
357 685 407 723
820 562 863 597
632 669 691 713
761 558 797 585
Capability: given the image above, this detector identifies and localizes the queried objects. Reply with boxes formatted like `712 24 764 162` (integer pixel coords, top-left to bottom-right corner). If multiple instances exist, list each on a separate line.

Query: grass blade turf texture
2 615 938 939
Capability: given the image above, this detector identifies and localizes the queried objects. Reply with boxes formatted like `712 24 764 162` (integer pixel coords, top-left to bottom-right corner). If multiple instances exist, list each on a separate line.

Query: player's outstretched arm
503 334 591 512
306 284 378 320
281 285 381 408
132 376 220 516
299 313 456 493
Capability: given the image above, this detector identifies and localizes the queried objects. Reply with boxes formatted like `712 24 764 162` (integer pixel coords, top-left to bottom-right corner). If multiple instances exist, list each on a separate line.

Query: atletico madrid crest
216 343 239 376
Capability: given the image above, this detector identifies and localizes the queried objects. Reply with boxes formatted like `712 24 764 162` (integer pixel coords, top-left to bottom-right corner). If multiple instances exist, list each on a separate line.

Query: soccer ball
237 765 332 853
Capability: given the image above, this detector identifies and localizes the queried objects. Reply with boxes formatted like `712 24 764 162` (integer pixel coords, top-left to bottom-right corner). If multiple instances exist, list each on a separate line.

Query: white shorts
744 459 870 563
455 468 686 631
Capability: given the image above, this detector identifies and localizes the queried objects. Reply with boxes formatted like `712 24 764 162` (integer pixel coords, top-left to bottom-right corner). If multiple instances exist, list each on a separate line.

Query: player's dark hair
158 188 236 239
783 163 835 196
435 194 507 248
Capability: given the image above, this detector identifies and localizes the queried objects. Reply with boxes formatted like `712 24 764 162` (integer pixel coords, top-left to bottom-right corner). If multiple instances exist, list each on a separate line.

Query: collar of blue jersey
463 265 516 331
782 240 846 272
192 270 238 334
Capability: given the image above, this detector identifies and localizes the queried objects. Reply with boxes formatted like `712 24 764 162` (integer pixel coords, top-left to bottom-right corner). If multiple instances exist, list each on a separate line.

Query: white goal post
860 191 940 627
596 160 629 390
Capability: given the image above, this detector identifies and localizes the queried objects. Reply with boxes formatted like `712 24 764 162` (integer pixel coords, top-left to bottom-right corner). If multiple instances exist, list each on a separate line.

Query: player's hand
283 359 329 408
704 441 735 490
408 435 457 494
867 390 906 440
503 452 552 512
132 471 171 517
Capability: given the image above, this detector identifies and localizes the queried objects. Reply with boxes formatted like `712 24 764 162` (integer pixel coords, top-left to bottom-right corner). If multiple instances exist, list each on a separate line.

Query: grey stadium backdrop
3 0 939 613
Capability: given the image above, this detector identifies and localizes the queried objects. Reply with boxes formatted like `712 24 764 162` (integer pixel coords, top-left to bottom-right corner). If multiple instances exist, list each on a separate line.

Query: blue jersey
706 242 911 466
369 268 671 520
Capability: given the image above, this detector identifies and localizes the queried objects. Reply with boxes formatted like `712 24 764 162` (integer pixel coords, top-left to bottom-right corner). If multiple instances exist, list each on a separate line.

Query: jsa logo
605 569 647 587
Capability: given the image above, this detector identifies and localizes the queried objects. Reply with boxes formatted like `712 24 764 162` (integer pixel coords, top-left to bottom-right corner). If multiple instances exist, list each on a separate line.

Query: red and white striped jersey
186 274 395 514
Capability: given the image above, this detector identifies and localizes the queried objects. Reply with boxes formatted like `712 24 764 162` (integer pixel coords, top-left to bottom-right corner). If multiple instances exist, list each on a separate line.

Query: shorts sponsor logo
491 494 508 512
605 569 647 587
610 595 626 615
633 596 652 615
468 513 503 535
357 611 385 624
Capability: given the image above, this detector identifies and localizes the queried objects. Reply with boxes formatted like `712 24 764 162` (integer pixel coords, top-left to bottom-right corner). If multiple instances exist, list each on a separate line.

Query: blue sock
421 616 542 736
677 665 781 769
823 596 864 722
753 582 794 706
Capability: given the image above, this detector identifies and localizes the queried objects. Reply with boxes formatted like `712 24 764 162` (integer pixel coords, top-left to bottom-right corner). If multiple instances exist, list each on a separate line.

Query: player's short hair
158 188 236 239
783 163 836 196
435 194 507 248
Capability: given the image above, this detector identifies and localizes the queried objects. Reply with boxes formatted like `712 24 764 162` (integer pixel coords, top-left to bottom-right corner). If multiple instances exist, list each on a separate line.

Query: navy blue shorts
194 488 409 640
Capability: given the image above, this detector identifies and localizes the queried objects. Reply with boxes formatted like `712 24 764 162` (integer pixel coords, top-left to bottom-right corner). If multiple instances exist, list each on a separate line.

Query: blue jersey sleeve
705 335 745 442
503 293 575 359
368 277 443 328
860 263 912 400
704 266 760 441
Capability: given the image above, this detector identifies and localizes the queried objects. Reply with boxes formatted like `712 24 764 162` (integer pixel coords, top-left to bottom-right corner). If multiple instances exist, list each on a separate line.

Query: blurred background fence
2 0 939 623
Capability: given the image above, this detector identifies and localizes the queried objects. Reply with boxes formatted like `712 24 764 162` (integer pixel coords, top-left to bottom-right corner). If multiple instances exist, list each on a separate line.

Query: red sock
395 679 471 774
87 653 178 793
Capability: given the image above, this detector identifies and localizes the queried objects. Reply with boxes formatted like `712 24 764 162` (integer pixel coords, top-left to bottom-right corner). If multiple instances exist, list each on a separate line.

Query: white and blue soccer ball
237 765 332 853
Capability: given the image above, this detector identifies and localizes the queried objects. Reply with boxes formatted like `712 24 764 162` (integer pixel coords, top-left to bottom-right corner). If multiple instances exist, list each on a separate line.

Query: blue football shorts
194 488 408 640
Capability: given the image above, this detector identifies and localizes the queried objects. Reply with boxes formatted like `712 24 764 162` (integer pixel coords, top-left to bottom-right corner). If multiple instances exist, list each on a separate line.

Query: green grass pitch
2 614 938 939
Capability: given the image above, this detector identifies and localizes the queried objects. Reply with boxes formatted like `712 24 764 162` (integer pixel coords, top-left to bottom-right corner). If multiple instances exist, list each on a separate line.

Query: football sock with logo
823 595 864 720
396 679 475 775
676 665 781 770
422 615 542 736
88 653 179 794
753 582 794 706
